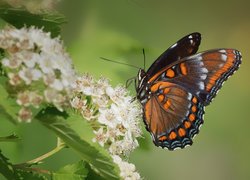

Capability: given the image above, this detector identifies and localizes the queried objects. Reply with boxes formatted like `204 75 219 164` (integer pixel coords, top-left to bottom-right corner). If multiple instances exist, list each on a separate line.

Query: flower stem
15 139 66 167
27 143 65 165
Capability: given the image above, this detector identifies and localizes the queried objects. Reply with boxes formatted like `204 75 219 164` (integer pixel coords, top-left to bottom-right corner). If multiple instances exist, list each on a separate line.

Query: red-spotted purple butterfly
136 32 241 150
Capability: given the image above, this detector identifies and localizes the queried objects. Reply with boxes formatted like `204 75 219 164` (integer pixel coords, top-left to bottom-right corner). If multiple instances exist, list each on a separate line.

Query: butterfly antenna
143 48 146 70
100 57 140 69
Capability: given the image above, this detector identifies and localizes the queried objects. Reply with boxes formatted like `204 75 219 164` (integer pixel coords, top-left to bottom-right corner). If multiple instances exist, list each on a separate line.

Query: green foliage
0 150 15 180
53 161 89 180
36 107 120 180
0 150 47 180
0 76 19 124
0 133 19 142
0 6 66 37
14 169 47 180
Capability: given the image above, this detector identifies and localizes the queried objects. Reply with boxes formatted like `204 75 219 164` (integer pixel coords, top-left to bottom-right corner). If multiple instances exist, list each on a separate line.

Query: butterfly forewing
147 32 201 77
151 49 242 105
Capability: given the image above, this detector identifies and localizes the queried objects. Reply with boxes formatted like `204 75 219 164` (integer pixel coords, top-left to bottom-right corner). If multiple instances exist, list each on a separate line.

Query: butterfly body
136 33 241 150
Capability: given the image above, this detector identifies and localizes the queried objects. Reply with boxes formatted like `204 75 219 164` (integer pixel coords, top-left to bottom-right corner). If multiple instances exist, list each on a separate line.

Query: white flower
106 85 128 105
92 127 107 147
2 57 22 69
8 73 22 86
18 67 42 84
18 107 32 123
98 108 118 128
71 96 87 110
17 91 31 107
37 53 54 74
16 50 37 68
75 73 95 95
81 107 96 121
92 95 109 108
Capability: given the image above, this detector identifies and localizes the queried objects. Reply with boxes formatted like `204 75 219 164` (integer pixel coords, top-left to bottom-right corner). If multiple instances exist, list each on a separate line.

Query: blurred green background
1 0 250 179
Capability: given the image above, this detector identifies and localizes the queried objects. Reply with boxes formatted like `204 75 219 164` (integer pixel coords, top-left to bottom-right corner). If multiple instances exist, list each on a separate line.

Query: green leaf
53 161 88 180
0 7 66 37
0 150 49 180
0 150 15 180
36 107 120 180
0 76 19 124
0 133 20 142
14 169 48 180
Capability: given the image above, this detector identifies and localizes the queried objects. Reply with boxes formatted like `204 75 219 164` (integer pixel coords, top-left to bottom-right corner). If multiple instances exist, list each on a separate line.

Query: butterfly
136 32 242 150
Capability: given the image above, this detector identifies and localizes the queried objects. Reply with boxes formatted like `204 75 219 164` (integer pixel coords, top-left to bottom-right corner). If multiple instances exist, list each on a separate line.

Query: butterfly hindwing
143 82 204 150
146 32 201 77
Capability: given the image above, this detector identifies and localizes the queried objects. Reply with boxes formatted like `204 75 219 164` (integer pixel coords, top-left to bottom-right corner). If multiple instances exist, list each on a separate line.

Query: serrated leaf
0 7 66 37
0 150 15 179
53 161 88 180
0 133 20 142
36 107 120 180
0 76 19 124
14 169 47 180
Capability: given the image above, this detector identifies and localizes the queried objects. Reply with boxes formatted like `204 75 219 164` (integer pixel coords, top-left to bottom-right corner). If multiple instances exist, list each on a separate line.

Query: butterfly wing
143 49 241 150
147 32 201 77
148 49 242 105
144 83 204 150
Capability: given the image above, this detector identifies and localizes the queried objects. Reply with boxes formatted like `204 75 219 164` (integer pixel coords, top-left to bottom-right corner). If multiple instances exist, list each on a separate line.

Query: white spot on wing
200 74 207 80
219 49 226 53
198 82 205 90
190 39 194 44
187 93 192 100
141 99 148 104
171 43 177 48
221 54 227 61
201 68 208 73
188 35 193 39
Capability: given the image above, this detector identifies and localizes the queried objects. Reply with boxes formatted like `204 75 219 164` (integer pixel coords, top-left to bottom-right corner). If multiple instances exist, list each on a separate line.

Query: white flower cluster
0 26 76 122
72 74 142 156
71 74 142 179
113 155 141 180
1 0 60 13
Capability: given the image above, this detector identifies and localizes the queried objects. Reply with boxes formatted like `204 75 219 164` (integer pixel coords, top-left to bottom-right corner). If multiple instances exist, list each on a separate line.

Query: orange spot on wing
184 121 191 129
144 100 152 122
166 69 175 78
178 128 186 137
163 100 171 110
150 82 173 92
191 105 197 112
151 84 159 92
192 97 198 104
169 131 177 140
158 94 164 102
164 88 170 94
159 136 167 141
189 114 196 121
180 63 188 75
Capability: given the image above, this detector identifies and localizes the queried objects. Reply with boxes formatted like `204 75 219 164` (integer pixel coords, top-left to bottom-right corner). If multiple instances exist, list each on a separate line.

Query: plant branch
14 140 66 167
